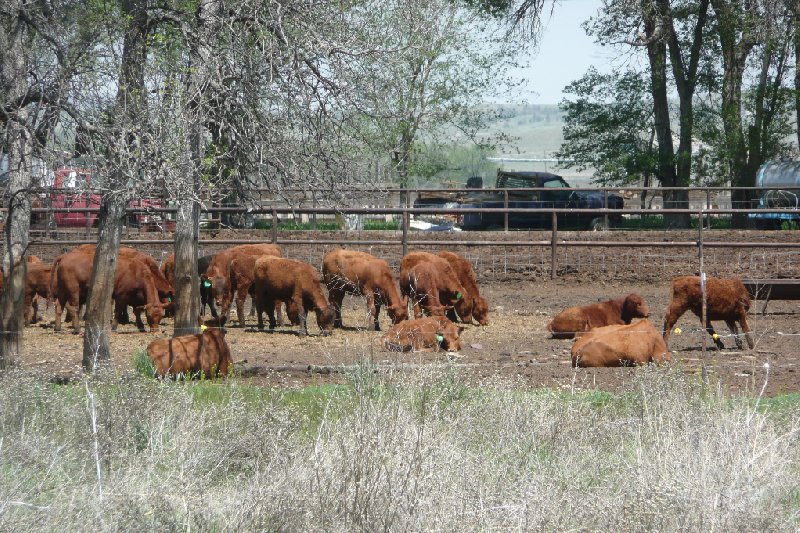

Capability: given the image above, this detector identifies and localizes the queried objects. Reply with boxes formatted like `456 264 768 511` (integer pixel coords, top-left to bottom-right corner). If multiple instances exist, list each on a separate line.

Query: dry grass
0 364 799 531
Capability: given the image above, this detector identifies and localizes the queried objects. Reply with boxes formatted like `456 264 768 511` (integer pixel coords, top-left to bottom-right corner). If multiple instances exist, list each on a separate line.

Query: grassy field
1 361 799 531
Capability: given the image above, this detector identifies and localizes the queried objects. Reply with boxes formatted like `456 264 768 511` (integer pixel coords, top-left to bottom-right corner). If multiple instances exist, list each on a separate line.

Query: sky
518 0 620 105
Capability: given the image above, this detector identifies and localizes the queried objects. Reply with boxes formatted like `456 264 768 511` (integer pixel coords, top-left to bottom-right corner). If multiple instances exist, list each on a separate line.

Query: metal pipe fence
11 203 800 279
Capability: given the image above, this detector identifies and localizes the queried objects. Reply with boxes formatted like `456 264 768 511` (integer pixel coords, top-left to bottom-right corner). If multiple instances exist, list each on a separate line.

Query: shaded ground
20 277 798 396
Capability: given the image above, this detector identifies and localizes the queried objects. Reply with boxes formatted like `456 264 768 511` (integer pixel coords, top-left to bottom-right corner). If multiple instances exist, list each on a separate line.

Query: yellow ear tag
200 325 208 331
712 333 719 340
674 327 682 335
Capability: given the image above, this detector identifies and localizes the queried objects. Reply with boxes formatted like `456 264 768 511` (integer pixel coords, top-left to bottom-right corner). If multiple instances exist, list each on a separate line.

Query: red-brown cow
399 251 473 323
252 256 334 336
226 255 284 327
322 249 408 331
146 326 233 378
571 320 670 367
438 251 489 326
381 316 464 352
49 247 164 333
25 262 52 325
203 244 282 320
663 275 754 350
546 294 651 339
112 258 166 332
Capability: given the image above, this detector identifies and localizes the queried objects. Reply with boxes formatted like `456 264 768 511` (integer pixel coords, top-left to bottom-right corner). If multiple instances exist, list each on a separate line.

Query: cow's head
202 267 227 309
472 296 490 326
450 290 473 324
316 305 336 335
387 295 409 324
621 293 650 323
437 323 464 352
143 302 166 332
198 314 227 332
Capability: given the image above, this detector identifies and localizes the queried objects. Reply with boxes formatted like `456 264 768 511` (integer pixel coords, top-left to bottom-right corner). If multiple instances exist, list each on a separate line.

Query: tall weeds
0 367 798 531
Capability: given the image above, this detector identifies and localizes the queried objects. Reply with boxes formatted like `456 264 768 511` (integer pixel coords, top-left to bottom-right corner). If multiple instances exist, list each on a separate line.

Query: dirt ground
19 273 799 396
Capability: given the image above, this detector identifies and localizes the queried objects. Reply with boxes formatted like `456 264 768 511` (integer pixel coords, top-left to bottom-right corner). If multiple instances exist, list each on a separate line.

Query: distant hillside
485 103 566 157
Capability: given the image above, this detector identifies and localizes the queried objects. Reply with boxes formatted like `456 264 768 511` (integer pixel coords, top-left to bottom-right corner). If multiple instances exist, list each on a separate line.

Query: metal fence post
603 189 609 230
311 190 317 230
271 208 278 244
402 206 409 257
705 188 711 230
551 211 558 279
504 189 509 233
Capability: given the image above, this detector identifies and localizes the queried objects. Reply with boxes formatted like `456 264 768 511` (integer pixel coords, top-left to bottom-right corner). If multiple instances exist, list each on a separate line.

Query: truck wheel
589 217 605 231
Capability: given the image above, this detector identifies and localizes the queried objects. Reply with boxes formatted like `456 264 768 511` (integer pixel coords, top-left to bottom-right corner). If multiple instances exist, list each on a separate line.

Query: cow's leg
662 303 688 346
68 296 81 334
372 292 383 331
704 318 724 350
133 306 146 332
327 288 345 328
266 299 277 330
255 297 265 330
208 296 219 318
365 293 379 331
724 319 743 350
738 311 754 349
275 300 284 326
235 287 248 327
111 301 122 331
24 295 33 326
298 301 309 337
54 297 64 332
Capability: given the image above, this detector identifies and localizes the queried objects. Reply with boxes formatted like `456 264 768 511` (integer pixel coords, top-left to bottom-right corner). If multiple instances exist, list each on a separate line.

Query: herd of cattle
7 242 756 378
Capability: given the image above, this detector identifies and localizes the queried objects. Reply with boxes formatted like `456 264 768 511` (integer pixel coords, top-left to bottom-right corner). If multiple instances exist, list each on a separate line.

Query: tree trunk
644 15 679 226
795 4 800 151
173 0 221 337
0 0 32 369
82 196 125 371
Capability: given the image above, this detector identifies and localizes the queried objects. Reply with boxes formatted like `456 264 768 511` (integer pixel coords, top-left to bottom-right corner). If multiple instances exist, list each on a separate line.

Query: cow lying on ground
146 322 233 378
323 249 408 330
662 275 754 350
203 243 282 321
438 251 490 326
547 293 651 339
161 253 217 317
399 251 473 323
381 316 463 352
571 320 670 367
253 256 334 336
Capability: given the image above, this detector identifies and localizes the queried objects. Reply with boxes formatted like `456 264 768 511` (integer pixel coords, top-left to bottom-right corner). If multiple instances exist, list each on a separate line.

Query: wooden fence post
551 211 558 279
271 208 278 244
504 189 509 233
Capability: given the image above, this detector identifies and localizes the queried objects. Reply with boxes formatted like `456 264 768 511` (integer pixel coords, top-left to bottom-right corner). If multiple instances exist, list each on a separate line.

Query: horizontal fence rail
7 201 800 280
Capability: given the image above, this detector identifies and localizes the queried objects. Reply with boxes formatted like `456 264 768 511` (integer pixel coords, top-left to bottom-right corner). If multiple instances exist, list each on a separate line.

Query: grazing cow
663 275 754 350
224 255 282 326
111 258 166 332
113 247 173 323
25 262 52 325
438 251 489 326
546 293 651 339
399 251 473 323
252 256 334 336
382 316 464 352
322 249 408 331
146 325 233 378
49 247 164 333
162 253 217 317
203 244 282 320
571 320 670 367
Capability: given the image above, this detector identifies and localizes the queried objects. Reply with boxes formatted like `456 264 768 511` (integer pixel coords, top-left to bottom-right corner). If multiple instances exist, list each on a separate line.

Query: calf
438 251 489 326
112 258 166 333
399 251 472 323
323 249 408 331
252 256 334 336
146 326 233 378
547 293 650 339
663 275 754 350
571 320 670 367
381 316 463 352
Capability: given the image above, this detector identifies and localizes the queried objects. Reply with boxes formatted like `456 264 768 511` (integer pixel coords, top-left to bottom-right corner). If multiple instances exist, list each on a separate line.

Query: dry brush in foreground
0 366 799 531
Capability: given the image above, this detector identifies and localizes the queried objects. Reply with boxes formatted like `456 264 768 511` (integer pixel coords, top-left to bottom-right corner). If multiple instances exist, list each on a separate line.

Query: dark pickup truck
455 171 625 230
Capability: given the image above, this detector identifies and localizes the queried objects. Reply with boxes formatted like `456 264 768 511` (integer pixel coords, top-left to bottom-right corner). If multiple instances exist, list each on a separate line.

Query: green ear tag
456 292 462 300
436 335 444 343
167 296 173 302
203 280 212 288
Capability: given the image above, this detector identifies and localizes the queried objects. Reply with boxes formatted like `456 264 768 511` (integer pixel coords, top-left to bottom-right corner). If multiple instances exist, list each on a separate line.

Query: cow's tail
46 257 61 312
